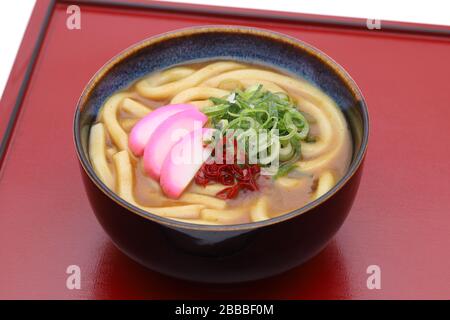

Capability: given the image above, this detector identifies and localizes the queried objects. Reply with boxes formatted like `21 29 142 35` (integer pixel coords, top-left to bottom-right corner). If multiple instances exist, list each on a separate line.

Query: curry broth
90 60 352 223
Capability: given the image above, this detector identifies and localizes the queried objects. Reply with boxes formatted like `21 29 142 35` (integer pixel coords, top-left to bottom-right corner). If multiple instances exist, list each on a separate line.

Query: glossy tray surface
0 0 449 299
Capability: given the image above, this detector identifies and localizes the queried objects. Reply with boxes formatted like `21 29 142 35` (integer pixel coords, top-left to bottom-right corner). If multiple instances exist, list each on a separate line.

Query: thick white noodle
179 193 227 210
170 87 229 104
136 61 246 100
250 196 270 222
89 123 114 189
121 98 151 118
202 208 250 224
102 93 130 151
142 67 195 87
314 170 335 199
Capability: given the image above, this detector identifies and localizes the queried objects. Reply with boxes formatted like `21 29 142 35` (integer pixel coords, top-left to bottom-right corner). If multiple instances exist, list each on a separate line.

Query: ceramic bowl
74 26 369 283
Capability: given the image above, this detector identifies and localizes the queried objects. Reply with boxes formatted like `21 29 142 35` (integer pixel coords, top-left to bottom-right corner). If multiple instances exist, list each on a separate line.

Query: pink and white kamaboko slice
129 104 196 156
143 109 207 179
160 128 215 199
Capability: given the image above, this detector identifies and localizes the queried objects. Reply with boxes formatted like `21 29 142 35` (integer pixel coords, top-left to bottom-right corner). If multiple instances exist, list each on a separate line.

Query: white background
1 0 449 98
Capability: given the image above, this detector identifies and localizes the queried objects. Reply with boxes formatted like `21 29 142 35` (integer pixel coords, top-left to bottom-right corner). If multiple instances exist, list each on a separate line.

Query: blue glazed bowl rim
74 25 369 231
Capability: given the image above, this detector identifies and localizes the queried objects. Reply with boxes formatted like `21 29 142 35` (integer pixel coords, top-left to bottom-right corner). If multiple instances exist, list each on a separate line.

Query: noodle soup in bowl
74 26 369 283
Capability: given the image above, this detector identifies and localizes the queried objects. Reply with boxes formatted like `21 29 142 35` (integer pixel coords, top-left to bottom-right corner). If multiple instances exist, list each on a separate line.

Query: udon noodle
89 60 352 225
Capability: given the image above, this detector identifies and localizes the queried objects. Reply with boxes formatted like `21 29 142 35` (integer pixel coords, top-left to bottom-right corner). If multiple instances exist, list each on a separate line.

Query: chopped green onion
274 163 298 179
202 84 312 177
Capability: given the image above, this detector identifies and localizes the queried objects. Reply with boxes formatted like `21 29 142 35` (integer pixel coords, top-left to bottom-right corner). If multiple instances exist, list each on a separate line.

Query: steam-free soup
89 60 352 225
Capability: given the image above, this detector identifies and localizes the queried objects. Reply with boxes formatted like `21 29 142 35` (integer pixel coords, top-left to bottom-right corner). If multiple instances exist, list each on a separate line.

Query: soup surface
89 60 352 225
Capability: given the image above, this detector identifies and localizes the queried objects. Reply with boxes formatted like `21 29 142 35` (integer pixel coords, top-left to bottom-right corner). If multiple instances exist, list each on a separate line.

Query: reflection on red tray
0 0 449 299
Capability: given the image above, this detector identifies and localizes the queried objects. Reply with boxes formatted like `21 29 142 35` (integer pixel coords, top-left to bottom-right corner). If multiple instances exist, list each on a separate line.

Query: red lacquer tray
1 0 449 299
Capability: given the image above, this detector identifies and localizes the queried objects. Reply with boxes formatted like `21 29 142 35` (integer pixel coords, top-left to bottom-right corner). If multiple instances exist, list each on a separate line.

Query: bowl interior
75 27 368 228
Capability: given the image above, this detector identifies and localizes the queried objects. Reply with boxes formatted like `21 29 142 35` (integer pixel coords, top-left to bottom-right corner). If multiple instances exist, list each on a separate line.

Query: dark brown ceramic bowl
74 26 369 283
